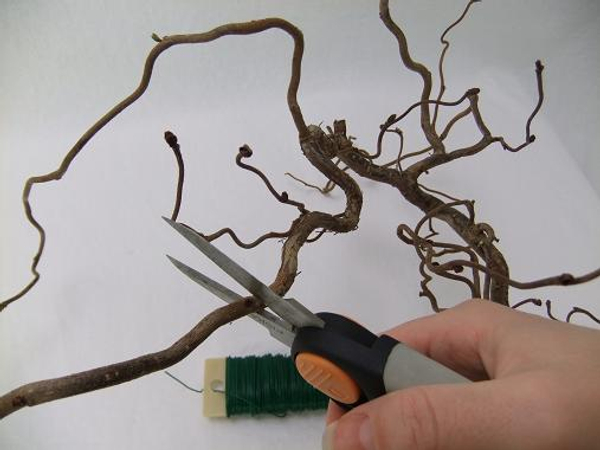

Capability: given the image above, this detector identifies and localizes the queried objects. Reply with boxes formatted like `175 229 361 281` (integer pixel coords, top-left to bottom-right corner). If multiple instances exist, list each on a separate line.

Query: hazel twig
164 130 185 221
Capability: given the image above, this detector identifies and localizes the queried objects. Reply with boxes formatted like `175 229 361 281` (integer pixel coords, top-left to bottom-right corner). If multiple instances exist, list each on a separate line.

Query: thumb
322 377 549 450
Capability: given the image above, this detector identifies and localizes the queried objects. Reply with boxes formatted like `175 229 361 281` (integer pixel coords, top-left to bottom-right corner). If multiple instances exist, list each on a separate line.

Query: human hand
322 299 600 450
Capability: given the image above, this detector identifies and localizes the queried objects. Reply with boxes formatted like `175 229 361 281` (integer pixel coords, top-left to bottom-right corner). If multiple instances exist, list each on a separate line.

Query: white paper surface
1 1 599 449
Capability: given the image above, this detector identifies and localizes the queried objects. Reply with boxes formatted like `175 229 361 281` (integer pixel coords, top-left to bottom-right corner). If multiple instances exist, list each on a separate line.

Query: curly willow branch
236 145 307 213
432 0 480 127
379 0 442 153
164 131 184 221
201 226 292 249
511 298 543 309
512 298 600 325
399 221 600 300
0 299 261 419
1 18 307 312
567 307 600 325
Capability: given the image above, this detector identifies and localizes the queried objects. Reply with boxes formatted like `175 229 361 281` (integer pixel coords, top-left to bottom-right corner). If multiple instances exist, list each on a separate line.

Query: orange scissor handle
295 352 361 404
291 312 398 409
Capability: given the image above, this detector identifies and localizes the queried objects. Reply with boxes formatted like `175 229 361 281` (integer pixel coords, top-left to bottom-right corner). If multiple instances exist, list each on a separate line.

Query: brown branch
400 214 600 305
432 0 481 127
379 0 443 153
437 105 473 141
385 146 431 167
1 17 307 312
398 219 482 301
497 60 545 152
511 298 599 325
200 226 292 249
545 299 560 321
404 60 544 178
306 228 328 243
164 130 184 221
236 123 364 298
331 121 511 304
377 92 476 170
406 91 495 177
417 260 442 312
435 259 600 291
511 298 543 309
0 299 261 419
381 89 477 136
432 246 483 298
382 105 472 169
236 145 307 213
417 183 462 202
377 128 405 171
285 171 338 194
567 307 600 325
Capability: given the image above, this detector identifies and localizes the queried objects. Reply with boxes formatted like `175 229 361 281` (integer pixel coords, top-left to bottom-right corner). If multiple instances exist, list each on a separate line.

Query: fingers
325 401 345 424
383 299 516 379
386 299 595 379
324 376 564 450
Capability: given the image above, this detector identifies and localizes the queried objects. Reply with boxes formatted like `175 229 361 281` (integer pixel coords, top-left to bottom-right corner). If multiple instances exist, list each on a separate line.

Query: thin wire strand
164 371 203 393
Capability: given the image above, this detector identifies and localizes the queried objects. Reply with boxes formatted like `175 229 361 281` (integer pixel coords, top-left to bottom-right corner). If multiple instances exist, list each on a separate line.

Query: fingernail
322 421 337 450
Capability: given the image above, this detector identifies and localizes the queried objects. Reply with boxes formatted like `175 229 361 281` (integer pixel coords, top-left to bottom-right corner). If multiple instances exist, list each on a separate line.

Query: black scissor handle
291 312 398 409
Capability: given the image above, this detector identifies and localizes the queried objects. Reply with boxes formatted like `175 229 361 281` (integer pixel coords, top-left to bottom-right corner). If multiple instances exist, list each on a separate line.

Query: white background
1 1 599 449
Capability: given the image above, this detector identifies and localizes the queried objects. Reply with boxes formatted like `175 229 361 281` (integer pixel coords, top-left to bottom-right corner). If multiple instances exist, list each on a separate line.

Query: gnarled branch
0 299 261 419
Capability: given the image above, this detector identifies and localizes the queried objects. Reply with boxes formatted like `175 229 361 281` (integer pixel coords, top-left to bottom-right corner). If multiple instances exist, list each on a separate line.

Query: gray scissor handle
383 343 471 392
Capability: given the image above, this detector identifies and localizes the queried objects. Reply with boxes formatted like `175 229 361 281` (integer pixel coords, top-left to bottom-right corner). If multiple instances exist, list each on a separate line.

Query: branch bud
239 144 253 158
535 60 544 73
164 131 178 149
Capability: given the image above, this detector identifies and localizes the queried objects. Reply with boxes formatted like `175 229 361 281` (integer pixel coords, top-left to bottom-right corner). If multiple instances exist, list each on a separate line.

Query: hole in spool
210 379 225 393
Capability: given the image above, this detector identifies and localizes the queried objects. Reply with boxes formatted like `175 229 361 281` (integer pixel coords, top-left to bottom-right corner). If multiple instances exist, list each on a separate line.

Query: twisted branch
1 18 308 312
236 144 307 213
200 226 292 249
432 0 481 127
512 298 600 326
402 221 600 292
0 299 261 419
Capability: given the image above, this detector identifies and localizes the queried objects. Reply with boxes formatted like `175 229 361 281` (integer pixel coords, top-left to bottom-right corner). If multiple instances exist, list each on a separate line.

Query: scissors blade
163 217 324 330
166 255 296 346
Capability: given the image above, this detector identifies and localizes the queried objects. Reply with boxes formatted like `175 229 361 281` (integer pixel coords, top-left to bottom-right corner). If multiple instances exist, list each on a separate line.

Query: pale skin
322 299 600 450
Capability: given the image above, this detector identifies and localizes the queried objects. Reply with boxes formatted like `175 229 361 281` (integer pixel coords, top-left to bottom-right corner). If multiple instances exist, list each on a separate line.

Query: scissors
164 217 470 410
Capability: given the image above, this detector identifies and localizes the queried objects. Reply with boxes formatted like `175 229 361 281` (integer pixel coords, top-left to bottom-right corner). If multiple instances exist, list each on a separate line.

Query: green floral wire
164 354 328 417
225 354 328 417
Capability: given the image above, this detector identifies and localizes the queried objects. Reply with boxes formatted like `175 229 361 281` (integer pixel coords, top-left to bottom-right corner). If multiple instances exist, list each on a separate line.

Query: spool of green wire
224 354 329 417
